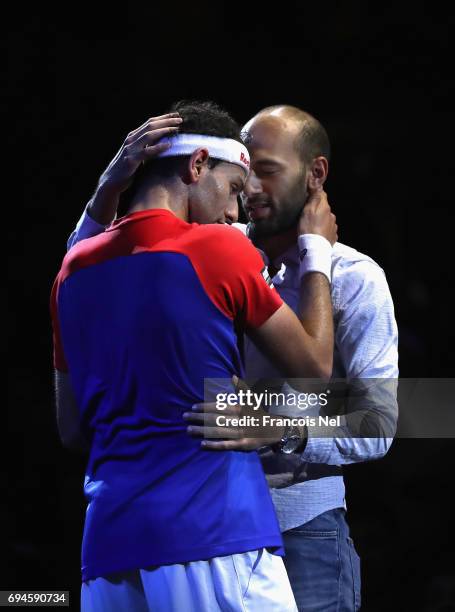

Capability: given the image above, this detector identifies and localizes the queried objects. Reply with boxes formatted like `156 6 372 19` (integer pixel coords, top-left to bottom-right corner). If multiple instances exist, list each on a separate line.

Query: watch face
281 435 301 454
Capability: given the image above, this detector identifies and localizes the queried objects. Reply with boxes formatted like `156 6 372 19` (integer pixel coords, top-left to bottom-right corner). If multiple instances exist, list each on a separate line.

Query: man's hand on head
88 113 183 225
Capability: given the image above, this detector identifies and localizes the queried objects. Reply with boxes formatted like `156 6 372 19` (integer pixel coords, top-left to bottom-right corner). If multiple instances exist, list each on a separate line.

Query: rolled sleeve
300 257 399 465
67 206 107 251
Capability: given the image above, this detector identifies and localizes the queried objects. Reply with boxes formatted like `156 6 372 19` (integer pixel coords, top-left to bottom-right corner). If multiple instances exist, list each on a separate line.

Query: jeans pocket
347 537 361 611
291 529 338 538
283 528 341 611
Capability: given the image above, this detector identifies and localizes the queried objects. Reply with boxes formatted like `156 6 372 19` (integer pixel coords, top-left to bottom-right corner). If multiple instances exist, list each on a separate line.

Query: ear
307 156 329 191
186 148 210 184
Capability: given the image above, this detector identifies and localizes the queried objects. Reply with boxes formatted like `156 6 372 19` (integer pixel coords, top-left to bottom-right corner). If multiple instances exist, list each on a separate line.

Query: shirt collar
273 242 300 268
246 223 300 268
107 208 179 231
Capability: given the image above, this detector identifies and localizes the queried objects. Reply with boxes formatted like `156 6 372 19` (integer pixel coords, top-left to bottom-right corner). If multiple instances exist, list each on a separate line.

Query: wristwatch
275 424 307 454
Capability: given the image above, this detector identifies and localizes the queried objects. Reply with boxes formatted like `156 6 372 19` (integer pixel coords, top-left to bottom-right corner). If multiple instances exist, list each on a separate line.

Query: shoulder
59 232 113 283
184 223 260 263
332 241 387 282
188 222 250 243
332 241 383 269
331 242 392 310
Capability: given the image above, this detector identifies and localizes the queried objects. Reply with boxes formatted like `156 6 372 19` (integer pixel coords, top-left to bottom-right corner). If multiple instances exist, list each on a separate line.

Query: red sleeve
50 273 69 372
186 225 283 329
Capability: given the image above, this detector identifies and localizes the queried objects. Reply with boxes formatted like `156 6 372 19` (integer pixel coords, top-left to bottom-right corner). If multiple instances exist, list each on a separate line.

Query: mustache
242 195 272 209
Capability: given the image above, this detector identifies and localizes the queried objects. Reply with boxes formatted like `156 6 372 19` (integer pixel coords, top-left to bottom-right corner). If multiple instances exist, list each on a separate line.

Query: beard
247 178 308 241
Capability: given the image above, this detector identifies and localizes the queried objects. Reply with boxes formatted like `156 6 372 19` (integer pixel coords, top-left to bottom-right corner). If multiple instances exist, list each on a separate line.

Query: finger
183 412 220 427
187 425 241 439
214 404 242 416
191 402 218 413
141 142 172 159
312 194 330 213
186 425 205 438
191 402 241 416
307 182 323 197
304 189 323 208
232 375 250 393
133 126 180 151
129 129 180 163
128 113 182 137
202 426 243 439
314 189 328 207
128 117 183 143
200 439 249 450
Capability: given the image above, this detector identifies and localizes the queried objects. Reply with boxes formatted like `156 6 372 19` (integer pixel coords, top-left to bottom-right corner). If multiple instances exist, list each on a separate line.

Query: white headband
156 133 250 173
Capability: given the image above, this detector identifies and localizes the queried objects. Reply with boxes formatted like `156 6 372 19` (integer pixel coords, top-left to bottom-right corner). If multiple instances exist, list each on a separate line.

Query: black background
7 3 455 610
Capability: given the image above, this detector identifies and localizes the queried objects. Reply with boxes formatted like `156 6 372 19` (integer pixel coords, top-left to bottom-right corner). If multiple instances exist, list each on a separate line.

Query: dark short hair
144 100 242 176
118 100 241 214
170 100 242 142
118 100 242 216
297 117 331 165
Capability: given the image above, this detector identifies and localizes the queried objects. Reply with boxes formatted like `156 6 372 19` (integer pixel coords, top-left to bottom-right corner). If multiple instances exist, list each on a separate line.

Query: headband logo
240 152 250 167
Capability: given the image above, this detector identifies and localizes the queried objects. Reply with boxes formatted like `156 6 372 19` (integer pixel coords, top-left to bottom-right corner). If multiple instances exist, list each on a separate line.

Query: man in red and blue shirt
51 101 337 611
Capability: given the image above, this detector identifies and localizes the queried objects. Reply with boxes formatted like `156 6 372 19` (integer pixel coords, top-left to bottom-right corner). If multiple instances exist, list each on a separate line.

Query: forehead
242 114 301 160
213 161 247 182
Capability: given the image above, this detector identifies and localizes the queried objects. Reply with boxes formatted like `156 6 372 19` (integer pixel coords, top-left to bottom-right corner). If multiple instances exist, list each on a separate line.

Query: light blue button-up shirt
231 223 399 530
69 211 399 532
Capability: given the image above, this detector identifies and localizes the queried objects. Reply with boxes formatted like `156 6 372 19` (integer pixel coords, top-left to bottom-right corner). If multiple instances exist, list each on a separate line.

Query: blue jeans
282 508 361 611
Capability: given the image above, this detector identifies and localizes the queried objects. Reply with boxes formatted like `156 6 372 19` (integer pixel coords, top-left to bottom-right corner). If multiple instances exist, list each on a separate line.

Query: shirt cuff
67 206 108 250
300 428 334 463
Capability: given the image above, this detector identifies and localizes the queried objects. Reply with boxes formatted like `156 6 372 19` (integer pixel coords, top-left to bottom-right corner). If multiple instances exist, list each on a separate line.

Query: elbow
318 363 333 382
312 351 333 381
362 438 394 462
298 363 332 382
298 357 332 381
376 437 394 458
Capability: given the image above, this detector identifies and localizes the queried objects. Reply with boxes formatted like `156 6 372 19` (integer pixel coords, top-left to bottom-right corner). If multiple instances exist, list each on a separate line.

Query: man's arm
186 255 398 456
248 189 336 380
51 275 89 453
249 275 333 380
300 259 399 464
67 199 108 250
54 370 89 453
67 113 183 249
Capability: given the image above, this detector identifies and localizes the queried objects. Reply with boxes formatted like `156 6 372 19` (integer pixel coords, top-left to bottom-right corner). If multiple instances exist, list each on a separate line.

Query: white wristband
298 234 333 283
